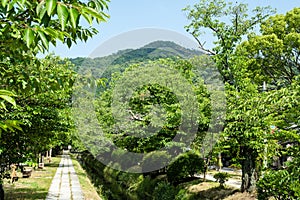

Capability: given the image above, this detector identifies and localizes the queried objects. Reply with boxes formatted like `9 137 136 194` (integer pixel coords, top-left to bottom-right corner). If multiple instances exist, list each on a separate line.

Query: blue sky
48 0 300 58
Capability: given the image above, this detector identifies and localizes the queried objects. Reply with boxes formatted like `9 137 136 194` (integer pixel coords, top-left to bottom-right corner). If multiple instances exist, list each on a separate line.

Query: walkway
196 167 242 189
46 152 84 200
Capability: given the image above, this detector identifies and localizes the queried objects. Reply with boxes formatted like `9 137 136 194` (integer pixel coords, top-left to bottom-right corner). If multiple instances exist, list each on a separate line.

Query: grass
176 176 257 200
70 155 103 200
176 178 240 200
3 156 61 200
3 155 103 200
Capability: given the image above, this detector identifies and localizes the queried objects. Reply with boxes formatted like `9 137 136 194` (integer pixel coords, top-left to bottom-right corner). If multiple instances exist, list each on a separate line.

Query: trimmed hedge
167 151 204 184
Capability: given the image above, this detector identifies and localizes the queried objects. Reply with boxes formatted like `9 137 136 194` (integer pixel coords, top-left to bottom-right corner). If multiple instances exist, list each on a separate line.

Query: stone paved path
46 152 84 200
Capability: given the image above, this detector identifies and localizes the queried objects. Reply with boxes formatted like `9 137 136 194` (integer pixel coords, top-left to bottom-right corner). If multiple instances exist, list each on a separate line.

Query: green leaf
2 0 9 7
57 3 69 31
4 120 22 132
66 38 72 48
0 90 16 96
100 0 109 10
69 7 80 29
0 102 6 111
0 95 16 107
7 0 17 11
39 7 49 24
24 28 35 48
81 12 93 25
44 27 58 38
38 30 49 49
36 1 46 16
82 7 107 22
46 0 57 16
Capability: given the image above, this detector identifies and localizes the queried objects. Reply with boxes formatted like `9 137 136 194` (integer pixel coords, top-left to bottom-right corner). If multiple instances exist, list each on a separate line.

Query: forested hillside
69 40 203 81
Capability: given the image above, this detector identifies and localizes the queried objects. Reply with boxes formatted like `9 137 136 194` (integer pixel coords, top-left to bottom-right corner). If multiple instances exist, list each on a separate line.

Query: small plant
213 172 231 188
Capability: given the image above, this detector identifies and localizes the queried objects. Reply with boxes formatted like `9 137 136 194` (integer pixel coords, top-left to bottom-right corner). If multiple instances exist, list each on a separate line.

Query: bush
257 155 300 200
111 148 140 170
135 176 158 200
213 172 231 188
141 151 171 175
153 181 177 200
257 169 300 200
167 151 204 183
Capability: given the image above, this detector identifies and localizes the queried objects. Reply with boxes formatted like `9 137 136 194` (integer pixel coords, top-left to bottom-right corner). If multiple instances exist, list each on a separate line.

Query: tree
0 55 76 173
228 8 300 193
237 8 300 86
0 0 109 57
186 3 300 194
75 57 212 172
0 0 110 196
184 0 273 85
184 0 274 192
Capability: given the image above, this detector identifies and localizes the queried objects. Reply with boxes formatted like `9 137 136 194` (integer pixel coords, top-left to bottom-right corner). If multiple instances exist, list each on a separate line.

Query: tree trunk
217 152 222 171
0 184 4 200
241 147 259 193
203 163 207 181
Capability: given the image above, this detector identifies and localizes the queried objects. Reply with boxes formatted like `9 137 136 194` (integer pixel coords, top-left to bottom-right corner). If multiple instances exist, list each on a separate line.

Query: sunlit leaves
184 0 274 83
37 30 49 49
238 7 300 86
1 0 8 7
0 89 16 109
46 0 57 16
57 3 69 31
24 28 35 48
0 0 110 54
70 7 80 29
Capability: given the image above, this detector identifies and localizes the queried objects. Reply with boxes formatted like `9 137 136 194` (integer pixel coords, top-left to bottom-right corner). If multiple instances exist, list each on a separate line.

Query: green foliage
184 0 274 83
185 0 300 194
111 148 141 170
0 90 22 135
0 0 110 185
257 145 300 200
167 151 204 183
0 0 109 56
93 56 211 157
237 7 300 85
153 181 177 200
0 90 16 109
135 176 158 200
213 172 231 188
257 170 300 200
141 151 171 174
0 55 76 173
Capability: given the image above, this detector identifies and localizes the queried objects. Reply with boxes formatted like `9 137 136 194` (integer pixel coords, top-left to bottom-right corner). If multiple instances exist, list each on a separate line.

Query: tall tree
237 7 300 86
0 0 110 196
184 0 273 85
184 0 275 192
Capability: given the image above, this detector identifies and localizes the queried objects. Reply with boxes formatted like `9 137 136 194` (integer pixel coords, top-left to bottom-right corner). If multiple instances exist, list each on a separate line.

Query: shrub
111 148 140 170
153 181 177 200
257 155 300 200
257 169 300 200
175 189 189 200
135 176 158 200
213 172 231 188
141 151 171 175
167 151 204 183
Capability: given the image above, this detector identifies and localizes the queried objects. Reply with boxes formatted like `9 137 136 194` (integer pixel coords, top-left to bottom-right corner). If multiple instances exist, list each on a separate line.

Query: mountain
110 40 202 65
69 40 203 80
